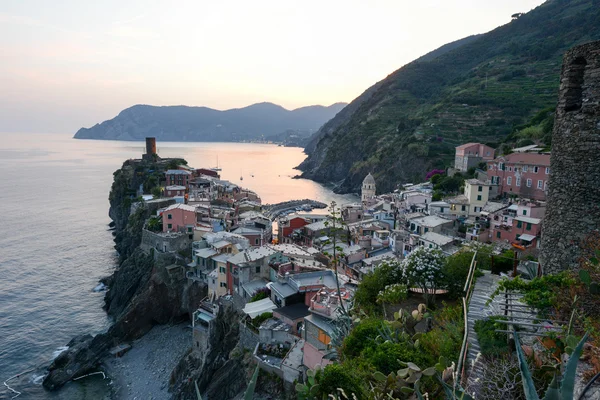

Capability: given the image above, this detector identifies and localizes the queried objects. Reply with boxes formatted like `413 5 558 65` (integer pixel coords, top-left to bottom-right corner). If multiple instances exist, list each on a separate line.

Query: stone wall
541 41 600 273
141 229 191 254
238 321 260 351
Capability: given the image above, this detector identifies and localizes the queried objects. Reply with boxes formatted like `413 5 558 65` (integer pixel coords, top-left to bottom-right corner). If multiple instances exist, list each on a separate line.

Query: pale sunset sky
0 0 546 134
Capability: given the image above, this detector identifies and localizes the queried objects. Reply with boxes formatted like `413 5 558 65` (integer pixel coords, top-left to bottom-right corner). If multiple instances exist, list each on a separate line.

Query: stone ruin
540 40 600 274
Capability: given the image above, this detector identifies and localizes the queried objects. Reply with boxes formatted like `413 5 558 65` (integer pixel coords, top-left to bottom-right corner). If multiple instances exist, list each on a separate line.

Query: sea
0 133 356 399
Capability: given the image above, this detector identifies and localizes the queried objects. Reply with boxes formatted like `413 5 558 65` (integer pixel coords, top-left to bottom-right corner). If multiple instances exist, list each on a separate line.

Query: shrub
250 287 270 302
420 304 464 361
361 341 433 375
474 317 510 356
442 252 473 299
376 283 408 304
354 261 404 313
250 312 272 329
315 364 365 399
340 318 384 359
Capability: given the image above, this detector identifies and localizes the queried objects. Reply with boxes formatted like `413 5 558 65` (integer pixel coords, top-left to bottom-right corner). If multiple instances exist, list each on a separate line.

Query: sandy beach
103 323 192 400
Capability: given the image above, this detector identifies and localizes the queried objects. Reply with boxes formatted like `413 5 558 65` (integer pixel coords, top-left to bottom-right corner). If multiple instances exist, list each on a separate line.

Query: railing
456 251 478 385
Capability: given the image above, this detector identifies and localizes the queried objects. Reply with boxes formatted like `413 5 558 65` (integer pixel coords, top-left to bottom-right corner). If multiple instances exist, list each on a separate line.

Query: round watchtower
540 41 600 273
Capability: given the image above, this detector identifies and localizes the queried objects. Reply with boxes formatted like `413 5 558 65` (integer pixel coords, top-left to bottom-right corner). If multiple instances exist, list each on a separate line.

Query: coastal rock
43 158 207 391
170 304 243 400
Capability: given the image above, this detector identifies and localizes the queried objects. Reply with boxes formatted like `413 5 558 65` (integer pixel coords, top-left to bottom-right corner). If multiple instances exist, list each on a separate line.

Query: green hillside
299 0 600 194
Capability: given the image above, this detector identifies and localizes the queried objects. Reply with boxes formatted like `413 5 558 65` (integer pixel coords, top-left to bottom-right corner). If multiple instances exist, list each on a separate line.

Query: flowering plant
402 246 446 306
376 283 408 304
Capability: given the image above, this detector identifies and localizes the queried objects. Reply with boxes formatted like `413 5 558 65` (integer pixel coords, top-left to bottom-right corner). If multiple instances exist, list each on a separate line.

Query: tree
403 246 446 307
323 201 349 315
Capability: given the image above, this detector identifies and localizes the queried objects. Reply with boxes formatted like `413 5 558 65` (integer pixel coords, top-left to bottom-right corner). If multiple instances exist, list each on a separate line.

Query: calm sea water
0 133 355 399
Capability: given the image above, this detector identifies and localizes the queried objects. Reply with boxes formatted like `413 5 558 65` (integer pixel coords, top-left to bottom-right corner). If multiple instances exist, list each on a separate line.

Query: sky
0 0 546 134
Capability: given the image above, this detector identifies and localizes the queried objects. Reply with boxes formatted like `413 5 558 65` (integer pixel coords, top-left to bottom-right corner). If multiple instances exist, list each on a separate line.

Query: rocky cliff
43 158 206 390
298 0 600 194
73 102 346 142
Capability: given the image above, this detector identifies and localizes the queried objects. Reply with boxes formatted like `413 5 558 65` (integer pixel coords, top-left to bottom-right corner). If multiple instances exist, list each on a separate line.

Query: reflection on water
0 133 356 399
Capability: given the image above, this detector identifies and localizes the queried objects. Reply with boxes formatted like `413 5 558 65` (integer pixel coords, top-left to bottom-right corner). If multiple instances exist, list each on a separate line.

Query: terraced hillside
299 0 600 194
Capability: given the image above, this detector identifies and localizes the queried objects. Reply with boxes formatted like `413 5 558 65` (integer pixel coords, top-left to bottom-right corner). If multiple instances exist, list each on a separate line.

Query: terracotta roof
493 153 551 166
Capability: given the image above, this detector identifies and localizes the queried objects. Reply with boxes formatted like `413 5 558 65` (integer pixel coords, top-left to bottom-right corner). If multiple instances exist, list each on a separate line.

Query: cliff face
43 158 207 390
298 0 600 193
73 102 347 142
169 304 246 400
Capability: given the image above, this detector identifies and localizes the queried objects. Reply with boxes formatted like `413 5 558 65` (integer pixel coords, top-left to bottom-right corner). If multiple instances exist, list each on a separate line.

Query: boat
212 155 222 171
240 169 243 181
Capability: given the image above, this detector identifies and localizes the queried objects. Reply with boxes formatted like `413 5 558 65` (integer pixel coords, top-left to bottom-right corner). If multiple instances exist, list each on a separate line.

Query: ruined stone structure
540 41 600 274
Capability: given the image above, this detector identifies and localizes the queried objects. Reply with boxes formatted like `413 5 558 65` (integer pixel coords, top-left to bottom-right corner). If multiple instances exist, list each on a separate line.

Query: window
255 266 260 273
255 238 259 245
517 221 523 228
429 244 433 248
424 227 429 233
496 231 501 239
212 279 215 284
167 223 172 230
461 205 466 211
537 180 543 189
516 176 521 187
545 167 550 174
526 179 532 187
318 329 331 345
440 207 445 213
508 166 513 172
522 210 527 215
477 195 482 201
523 165 528 172
533 166 539 173
478 186 483 192
544 181 548 191
516 234 521 240
219 266 226 274
220 282 227 288
499 163 505 171
167 214 172 220
486 151 490 156
507 177 512 185
526 223 532 231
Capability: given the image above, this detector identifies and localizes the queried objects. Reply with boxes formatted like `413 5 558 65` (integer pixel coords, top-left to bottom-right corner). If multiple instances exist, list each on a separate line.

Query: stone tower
361 173 376 202
540 41 600 274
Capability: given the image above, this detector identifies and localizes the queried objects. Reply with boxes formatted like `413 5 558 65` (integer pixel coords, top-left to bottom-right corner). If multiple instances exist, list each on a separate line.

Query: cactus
296 368 321 400
514 330 589 400
388 304 428 335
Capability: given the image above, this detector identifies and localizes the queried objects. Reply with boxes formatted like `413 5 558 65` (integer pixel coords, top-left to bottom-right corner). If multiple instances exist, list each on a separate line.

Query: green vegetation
474 317 510 357
301 0 600 193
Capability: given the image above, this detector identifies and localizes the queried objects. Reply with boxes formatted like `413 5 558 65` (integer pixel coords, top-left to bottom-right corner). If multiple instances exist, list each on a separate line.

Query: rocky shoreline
103 323 191 400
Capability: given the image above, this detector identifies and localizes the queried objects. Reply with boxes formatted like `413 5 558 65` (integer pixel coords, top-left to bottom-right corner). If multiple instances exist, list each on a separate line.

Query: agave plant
514 330 589 400
244 364 261 400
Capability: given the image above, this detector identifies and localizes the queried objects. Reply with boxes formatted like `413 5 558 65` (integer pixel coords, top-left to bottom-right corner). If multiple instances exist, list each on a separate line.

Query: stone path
464 271 503 386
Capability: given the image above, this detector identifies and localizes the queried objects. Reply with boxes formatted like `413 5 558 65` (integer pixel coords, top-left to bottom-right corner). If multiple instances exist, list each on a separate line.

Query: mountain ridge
298 0 600 194
74 102 347 142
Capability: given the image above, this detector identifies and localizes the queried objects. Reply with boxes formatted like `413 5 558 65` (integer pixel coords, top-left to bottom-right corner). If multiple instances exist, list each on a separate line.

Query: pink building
162 203 197 233
486 153 551 200
454 143 495 172
165 170 191 187
491 215 542 250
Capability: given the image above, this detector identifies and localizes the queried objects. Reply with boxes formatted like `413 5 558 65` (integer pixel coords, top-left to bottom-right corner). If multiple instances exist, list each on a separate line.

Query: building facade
486 153 551 200
454 143 495 172
361 173 376 202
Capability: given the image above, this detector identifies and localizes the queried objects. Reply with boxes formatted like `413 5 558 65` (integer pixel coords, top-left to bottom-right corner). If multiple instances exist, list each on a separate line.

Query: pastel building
454 143 495 172
486 153 551 200
361 173 376 203
162 203 197 233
